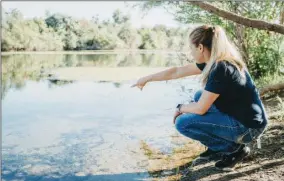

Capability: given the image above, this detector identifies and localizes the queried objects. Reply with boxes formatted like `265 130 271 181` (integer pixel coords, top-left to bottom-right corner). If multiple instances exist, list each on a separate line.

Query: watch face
176 104 182 112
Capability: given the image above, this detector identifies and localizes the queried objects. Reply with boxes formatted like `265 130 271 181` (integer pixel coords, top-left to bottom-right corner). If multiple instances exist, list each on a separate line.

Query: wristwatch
176 104 183 113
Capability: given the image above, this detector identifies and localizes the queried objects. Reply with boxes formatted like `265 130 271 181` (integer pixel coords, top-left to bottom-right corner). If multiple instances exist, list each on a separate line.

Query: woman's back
200 61 268 128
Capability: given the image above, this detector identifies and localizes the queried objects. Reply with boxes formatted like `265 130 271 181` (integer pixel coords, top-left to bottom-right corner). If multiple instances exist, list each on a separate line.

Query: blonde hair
189 25 246 85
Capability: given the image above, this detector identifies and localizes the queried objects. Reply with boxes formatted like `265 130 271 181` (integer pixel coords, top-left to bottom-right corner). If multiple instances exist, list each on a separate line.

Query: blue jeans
175 90 265 153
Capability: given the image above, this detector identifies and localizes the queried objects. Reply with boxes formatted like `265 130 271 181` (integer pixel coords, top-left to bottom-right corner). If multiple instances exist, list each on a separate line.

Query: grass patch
255 73 284 88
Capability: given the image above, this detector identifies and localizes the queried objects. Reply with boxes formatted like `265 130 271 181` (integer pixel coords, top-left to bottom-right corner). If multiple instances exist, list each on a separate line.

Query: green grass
255 73 284 88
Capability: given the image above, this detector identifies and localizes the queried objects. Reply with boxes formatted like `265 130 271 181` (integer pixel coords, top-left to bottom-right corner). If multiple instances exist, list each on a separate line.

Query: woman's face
189 43 206 63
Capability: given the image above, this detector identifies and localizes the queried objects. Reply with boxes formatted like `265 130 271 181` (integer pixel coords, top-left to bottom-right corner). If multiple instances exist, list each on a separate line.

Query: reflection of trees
47 79 74 89
64 54 78 67
1 54 65 99
1 53 183 99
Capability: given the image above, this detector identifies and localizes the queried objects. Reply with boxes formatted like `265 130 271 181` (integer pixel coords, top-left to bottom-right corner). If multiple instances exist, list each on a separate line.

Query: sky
2 1 184 28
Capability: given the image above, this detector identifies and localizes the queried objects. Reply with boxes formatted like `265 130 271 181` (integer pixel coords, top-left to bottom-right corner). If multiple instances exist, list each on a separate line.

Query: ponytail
189 25 246 85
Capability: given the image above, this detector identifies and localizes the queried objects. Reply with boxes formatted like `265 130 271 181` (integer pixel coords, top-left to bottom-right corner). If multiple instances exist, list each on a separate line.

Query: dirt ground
178 118 284 181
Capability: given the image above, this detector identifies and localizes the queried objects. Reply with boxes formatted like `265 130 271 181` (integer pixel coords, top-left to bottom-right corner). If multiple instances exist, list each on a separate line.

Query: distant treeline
2 9 189 51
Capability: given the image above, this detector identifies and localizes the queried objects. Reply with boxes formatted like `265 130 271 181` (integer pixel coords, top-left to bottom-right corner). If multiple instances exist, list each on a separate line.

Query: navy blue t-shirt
196 61 268 128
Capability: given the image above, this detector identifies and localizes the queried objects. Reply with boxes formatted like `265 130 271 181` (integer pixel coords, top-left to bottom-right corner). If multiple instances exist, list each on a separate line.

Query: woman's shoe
198 148 222 160
215 145 250 171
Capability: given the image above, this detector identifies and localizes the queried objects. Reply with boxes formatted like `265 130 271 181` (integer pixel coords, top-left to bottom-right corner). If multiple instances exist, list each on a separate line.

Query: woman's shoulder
211 60 229 73
217 60 250 84
210 60 242 80
215 60 240 73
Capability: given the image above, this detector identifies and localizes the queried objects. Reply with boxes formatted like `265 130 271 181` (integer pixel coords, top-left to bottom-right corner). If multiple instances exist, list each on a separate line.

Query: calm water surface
2 53 201 181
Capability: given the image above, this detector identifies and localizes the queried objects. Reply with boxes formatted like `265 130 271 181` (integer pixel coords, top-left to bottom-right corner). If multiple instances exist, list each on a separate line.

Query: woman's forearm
180 102 205 115
146 67 178 82
145 63 201 83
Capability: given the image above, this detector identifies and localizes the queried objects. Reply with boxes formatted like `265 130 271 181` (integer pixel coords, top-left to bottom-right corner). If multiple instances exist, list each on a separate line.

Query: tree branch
188 1 284 34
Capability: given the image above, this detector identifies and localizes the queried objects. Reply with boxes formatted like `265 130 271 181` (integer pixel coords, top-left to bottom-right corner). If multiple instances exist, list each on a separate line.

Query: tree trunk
235 24 249 63
281 5 284 24
259 83 284 96
228 2 249 63
189 1 284 34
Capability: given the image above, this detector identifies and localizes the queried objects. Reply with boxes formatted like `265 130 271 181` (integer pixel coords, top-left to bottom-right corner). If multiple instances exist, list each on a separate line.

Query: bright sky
2 1 184 28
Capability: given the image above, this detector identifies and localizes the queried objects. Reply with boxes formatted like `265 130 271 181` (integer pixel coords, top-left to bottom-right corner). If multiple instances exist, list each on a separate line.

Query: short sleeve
204 62 228 94
196 63 206 71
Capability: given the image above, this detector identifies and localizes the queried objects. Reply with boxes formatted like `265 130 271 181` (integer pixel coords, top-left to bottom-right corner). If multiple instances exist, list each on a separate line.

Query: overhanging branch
188 1 284 34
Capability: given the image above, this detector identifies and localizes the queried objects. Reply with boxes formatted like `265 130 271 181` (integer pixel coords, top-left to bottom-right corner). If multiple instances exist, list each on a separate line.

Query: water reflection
1 53 188 99
2 53 200 181
47 80 75 89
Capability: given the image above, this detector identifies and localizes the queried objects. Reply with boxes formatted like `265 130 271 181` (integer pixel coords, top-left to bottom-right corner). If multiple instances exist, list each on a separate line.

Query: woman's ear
198 44 204 52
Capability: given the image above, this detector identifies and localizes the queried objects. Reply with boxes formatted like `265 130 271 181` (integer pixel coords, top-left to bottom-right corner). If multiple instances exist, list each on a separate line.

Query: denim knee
175 114 194 132
194 90 202 102
175 114 185 131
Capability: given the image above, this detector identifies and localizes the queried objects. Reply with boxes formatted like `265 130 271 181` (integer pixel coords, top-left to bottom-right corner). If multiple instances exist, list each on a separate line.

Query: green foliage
112 9 130 24
255 73 284 88
2 9 64 51
246 29 284 78
117 25 141 49
144 1 284 78
2 8 188 52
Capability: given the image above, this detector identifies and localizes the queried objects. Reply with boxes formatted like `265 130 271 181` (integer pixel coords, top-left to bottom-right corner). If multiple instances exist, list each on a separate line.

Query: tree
118 25 140 48
112 9 130 24
140 0 284 92
1 7 201 52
